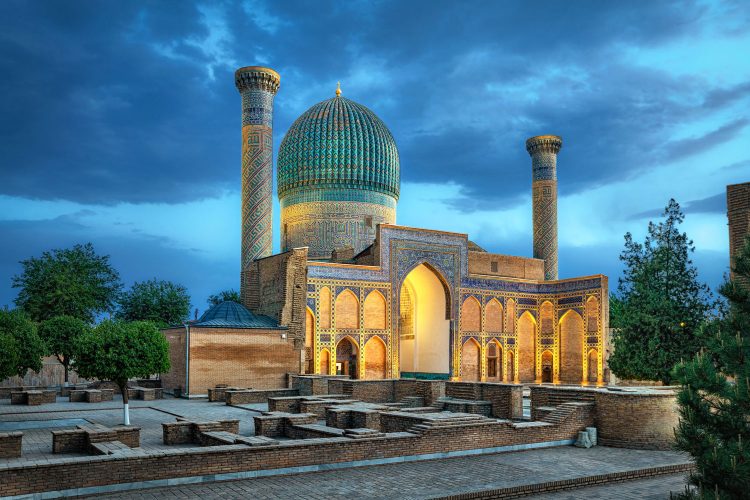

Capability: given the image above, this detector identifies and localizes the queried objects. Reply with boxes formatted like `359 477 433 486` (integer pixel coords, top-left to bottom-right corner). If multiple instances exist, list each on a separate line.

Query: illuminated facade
231 65 609 388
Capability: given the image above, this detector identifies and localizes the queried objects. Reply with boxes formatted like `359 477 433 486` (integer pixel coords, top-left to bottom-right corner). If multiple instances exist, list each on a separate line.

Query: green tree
12 243 122 322
74 320 170 424
609 199 712 384
117 279 190 327
0 309 45 377
38 315 90 384
207 289 240 307
0 331 19 381
672 236 750 498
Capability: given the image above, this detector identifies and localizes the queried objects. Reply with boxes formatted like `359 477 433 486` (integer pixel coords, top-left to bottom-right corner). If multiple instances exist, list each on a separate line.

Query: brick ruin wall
242 248 308 350
0 401 595 497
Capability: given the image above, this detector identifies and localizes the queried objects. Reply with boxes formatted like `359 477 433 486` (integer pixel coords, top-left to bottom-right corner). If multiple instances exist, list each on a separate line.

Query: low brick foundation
162 419 240 445
225 388 299 405
52 425 141 454
0 432 22 459
530 385 679 450
0 401 595 498
10 389 57 405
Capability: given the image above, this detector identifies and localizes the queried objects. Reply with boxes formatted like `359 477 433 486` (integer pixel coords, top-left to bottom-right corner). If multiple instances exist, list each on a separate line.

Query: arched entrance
486 340 502 381
305 308 315 374
336 337 358 379
541 350 553 383
460 338 481 381
364 336 387 379
559 310 584 384
319 348 330 375
518 311 536 383
399 264 450 378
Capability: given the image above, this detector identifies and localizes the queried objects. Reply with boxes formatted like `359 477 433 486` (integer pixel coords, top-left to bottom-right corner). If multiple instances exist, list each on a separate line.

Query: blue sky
1 0 748 315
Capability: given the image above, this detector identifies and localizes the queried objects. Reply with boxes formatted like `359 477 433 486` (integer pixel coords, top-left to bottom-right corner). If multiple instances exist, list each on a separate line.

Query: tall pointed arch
461 296 482 332
363 290 387 330
485 299 503 333
335 289 359 330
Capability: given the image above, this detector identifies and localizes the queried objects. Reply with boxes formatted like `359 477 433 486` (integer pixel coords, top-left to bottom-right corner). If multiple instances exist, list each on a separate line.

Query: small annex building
161 301 298 396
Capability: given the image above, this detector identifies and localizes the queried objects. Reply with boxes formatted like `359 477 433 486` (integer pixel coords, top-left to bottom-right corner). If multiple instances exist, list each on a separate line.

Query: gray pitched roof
194 301 283 329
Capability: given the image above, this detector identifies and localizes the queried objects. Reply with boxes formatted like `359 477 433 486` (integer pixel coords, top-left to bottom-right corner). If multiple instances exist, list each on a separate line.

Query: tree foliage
608 199 712 384
12 243 122 322
207 289 240 307
38 315 91 383
73 320 170 423
117 279 190 327
672 236 750 498
0 309 45 378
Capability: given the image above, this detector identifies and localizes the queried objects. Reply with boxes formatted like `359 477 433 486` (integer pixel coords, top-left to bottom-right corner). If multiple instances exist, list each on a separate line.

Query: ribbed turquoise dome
277 96 400 201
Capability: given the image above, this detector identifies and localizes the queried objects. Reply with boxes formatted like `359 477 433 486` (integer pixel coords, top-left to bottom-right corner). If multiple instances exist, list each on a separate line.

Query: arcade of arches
305 280 603 385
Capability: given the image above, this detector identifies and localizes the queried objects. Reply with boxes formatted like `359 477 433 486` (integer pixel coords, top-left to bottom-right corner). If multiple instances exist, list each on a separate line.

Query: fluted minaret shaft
526 135 562 281
235 66 280 272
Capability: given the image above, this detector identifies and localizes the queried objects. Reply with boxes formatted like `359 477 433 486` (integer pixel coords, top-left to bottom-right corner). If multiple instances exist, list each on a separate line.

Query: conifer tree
672 236 750 498
609 199 712 384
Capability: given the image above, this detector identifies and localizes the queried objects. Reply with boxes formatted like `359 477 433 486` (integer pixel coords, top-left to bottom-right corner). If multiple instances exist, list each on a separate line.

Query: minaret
526 135 562 281
235 66 280 277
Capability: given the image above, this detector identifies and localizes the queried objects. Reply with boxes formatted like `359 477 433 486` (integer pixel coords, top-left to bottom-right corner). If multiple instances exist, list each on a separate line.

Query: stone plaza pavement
83 446 691 499
0 395 266 463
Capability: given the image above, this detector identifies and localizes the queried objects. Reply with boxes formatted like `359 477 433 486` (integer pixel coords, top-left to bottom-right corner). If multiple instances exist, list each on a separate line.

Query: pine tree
672 236 750 498
609 199 712 384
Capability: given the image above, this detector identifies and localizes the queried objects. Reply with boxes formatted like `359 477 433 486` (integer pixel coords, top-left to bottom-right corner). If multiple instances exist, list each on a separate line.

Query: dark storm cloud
664 119 749 162
0 0 747 208
629 192 727 220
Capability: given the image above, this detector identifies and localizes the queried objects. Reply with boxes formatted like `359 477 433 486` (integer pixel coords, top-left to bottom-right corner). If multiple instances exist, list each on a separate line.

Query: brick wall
467 252 544 280
0 432 22 459
161 328 186 393
0 356 88 389
0 402 595 497
243 248 308 350
728 182 750 287
187 329 299 396
530 386 678 450
594 390 678 450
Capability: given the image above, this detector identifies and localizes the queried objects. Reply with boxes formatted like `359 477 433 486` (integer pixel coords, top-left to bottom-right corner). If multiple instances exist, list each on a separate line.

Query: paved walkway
86 446 691 499
0 396 266 464
534 472 690 499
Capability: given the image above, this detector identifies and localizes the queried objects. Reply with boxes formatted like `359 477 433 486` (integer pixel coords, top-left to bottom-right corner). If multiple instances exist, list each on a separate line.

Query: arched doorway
336 337 358 379
518 311 536 383
460 338 481 381
541 350 553 383
319 348 330 375
399 264 450 378
364 337 387 379
486 340 502 381
305 308 315 374
559 310 584 384
588 349 598 384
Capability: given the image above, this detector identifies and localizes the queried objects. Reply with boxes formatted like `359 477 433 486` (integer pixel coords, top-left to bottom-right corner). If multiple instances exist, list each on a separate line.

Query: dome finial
335 81 341 97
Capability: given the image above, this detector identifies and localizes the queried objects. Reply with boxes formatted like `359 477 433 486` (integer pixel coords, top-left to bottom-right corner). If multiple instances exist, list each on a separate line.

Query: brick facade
160 327 300 397
728 182 750 286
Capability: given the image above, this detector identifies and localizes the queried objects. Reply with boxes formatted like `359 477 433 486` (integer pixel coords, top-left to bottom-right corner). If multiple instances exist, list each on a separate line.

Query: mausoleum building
162 66 609 396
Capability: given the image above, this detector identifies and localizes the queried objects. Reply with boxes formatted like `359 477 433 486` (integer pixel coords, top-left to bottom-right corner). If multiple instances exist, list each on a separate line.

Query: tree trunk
63 359 69 384
119 381 130 425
